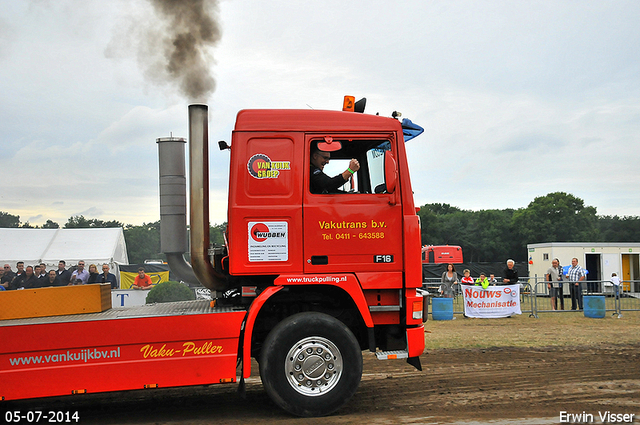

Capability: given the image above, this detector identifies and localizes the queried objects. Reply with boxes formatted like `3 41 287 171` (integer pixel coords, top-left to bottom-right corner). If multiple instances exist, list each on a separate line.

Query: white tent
0 228 129 275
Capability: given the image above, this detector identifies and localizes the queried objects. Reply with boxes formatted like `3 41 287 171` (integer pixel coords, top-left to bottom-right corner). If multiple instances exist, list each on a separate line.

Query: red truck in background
0 102 425 417
421 245 463 264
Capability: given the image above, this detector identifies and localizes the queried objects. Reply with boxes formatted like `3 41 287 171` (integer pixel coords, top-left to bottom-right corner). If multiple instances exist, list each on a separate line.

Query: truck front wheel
258 312 362 417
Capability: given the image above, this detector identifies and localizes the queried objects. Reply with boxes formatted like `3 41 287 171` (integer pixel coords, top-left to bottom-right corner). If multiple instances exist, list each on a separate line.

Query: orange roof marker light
342 95 355 112
342 96 367 113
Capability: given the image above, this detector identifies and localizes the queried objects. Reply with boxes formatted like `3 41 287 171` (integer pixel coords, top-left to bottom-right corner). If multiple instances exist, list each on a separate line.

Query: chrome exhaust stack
188 104 228 291
156 104 228 291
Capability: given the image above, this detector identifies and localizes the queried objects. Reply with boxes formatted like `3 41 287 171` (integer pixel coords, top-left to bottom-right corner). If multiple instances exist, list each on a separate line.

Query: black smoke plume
150 0 220 101
106 0 221 102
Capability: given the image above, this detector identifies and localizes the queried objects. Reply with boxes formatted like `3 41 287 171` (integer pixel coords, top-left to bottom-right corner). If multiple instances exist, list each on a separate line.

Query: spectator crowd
438 257 620 313
439 259 520 297
0 260 118 291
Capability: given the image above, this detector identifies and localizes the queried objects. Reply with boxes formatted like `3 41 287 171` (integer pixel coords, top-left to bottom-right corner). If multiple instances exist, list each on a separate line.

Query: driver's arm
311 169 349 193
311 158 360 193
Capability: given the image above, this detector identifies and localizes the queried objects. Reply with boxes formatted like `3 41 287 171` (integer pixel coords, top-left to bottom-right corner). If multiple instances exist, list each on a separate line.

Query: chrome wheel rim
285 336 343 396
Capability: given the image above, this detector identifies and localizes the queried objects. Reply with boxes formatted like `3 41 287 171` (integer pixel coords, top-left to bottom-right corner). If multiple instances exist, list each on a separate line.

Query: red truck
0 102 425 417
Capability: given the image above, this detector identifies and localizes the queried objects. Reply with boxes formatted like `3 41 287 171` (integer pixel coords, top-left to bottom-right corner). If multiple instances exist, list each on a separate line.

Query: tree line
2 192 640 264
418 192 640 262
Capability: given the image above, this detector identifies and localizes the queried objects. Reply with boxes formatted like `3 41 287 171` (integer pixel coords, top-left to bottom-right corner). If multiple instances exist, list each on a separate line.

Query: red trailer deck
1 301 245 400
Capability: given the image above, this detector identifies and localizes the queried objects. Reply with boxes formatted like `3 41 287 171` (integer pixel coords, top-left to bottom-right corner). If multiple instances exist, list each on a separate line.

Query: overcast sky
1 0 639 227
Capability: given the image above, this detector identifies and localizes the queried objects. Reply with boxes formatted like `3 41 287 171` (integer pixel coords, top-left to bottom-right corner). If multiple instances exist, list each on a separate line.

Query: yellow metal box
0 283 112 320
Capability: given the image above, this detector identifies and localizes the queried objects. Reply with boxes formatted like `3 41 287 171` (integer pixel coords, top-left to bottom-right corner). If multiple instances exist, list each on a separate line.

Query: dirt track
3 343 639 424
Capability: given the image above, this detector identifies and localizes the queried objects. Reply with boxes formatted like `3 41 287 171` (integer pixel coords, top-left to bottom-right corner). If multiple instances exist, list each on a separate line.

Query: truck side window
310 139 391 194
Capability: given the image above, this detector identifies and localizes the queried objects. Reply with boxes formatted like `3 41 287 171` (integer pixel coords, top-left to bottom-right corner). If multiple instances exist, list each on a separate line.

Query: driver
310 146 360 194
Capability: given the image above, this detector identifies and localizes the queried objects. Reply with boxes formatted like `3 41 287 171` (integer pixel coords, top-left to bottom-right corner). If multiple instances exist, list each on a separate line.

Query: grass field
424 309 640 350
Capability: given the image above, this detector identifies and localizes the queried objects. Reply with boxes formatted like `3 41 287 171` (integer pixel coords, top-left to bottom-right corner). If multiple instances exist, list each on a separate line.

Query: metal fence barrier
422 277 640 318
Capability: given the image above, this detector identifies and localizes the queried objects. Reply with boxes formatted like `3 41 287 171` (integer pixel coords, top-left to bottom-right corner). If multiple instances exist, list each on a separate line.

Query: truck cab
227 109 420 278
220 109 425 415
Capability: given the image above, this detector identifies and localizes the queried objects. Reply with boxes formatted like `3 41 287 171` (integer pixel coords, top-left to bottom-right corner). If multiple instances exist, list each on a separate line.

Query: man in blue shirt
70 260 90 285
566 257 586 310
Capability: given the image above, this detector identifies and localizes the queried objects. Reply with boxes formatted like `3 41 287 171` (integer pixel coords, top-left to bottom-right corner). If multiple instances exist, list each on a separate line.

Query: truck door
303 134 403 274
227 132 305 276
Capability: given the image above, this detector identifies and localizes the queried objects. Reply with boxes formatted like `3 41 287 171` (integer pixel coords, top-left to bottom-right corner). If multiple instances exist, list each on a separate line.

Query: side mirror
384 151 398 194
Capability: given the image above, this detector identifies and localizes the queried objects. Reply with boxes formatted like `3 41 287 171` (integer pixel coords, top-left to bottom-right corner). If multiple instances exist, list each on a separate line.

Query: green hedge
146 281 195 304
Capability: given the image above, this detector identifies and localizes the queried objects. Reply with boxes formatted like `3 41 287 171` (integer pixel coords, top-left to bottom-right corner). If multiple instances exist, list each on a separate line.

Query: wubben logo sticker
247 154 291 179
248 221 288 262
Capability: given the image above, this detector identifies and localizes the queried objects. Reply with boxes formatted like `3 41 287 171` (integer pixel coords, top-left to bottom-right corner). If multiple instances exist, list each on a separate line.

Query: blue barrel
584 295 605 318
432 297 454 320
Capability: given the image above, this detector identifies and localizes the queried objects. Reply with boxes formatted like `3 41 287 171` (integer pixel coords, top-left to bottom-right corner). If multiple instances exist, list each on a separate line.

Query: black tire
258 312 362 417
